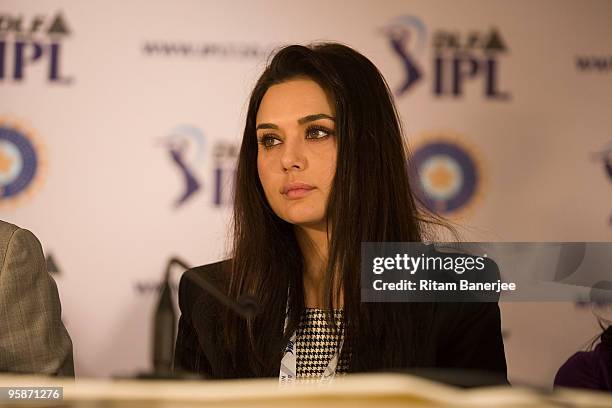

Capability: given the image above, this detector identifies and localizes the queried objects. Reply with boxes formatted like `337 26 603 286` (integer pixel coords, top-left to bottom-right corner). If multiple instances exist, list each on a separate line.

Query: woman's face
256 78 337 230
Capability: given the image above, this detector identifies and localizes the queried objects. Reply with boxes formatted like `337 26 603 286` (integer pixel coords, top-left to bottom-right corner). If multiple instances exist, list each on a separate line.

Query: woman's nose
280 138 306 172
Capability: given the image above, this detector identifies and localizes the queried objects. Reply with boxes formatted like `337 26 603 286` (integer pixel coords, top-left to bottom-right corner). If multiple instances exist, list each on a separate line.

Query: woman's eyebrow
256 123 278 130
298 113 335 124
256 113 335 130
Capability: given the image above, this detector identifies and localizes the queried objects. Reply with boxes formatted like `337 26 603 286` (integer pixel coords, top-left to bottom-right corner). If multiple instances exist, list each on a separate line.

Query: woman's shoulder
428 301 507 378
178 259 232 315
554 343 612 390
432 301 501 321
430 301 503 346
182 259 231 284
175 259 234 377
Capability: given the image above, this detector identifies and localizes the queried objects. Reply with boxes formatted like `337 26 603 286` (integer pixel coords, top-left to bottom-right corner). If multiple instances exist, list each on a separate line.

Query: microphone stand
134 257 258 380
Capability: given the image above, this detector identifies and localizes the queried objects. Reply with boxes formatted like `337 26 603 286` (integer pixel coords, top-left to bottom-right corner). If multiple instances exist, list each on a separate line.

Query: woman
174 43 507 383
555 299 612 391
555 325 611 390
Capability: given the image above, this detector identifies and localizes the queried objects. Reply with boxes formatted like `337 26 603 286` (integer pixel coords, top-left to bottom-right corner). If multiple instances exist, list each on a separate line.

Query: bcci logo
410 131 484 215
382 16 510 99
0 119 45 207
161 125 237 209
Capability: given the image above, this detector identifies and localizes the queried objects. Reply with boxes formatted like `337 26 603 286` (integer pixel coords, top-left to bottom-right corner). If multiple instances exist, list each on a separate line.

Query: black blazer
174 260 508 385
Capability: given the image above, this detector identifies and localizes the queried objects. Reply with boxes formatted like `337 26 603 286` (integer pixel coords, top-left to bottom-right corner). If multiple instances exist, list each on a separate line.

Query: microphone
137 257 260 379
151 258 178 374
134 257 184 379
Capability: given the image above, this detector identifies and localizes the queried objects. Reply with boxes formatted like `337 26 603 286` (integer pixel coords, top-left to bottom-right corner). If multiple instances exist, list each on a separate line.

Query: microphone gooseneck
149 257 261 378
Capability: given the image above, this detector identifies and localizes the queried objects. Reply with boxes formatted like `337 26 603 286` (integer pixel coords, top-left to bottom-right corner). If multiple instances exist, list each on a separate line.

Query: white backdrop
1 0 611 388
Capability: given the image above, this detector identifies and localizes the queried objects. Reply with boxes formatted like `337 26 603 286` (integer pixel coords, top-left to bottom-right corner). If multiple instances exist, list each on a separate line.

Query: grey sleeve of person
0 222 74 376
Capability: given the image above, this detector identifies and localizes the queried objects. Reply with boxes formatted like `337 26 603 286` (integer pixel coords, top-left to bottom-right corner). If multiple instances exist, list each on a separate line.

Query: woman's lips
285 187 315 199
282 182 315 199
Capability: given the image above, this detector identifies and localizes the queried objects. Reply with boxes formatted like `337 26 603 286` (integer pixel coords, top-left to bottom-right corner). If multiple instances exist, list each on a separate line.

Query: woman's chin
282 212 326 229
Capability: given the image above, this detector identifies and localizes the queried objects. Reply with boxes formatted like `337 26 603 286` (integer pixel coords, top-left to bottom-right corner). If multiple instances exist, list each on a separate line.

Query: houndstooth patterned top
295 308 350 378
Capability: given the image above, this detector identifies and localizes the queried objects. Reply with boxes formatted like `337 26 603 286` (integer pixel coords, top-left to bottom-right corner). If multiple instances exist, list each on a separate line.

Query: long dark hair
601 324 612 346
223 43 446 376
590 282 612 350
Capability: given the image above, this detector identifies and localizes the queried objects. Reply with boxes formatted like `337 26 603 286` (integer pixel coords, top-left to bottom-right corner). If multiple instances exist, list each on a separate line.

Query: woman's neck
295 225 342 309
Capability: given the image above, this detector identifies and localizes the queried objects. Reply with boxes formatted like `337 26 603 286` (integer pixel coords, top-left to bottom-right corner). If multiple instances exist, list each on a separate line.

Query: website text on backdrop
0 220 74 376
173 43 507 384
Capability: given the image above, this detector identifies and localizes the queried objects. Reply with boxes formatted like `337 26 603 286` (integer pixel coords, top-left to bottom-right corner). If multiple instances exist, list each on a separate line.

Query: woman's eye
259 135 281 149
306 126 332 139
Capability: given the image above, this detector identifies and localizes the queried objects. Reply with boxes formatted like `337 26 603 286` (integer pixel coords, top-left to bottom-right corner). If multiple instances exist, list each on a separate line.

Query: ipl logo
161 125 236 208
0 119 45 207
382 16 510 99
284 339 294 355
381 16 426 96
0 11 72 83
595 143 612 180
162 125 205 208
592 142 612 225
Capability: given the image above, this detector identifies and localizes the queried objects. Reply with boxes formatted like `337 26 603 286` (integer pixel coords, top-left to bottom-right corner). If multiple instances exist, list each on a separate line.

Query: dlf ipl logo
592 141 612 225
0 11 72 83
410 131 484 215
161 125 236 208
382 16 510 99
0 118 45 207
